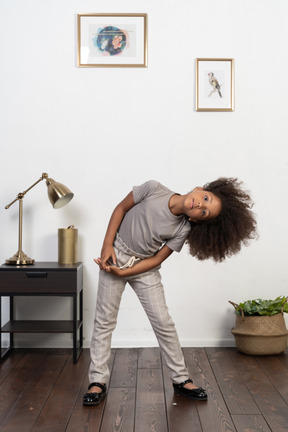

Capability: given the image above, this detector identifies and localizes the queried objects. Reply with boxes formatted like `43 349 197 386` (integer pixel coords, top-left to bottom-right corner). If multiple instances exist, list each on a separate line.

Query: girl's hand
94 258 103 268
93 259 126 278
99 244 117 270
106 266 126 277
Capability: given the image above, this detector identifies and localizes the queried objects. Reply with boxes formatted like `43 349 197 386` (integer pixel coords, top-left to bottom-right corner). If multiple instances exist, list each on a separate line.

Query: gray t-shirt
118 180 191 255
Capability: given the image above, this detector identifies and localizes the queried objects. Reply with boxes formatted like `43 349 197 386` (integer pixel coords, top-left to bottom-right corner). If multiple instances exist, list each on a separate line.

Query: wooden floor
0 347 288 432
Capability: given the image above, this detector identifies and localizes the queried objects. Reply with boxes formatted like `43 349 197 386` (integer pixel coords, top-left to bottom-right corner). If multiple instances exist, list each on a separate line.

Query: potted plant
229 296 288 355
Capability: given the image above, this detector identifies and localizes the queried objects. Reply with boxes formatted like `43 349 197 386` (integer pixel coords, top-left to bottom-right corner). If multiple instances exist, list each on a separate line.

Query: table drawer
0 270 77 294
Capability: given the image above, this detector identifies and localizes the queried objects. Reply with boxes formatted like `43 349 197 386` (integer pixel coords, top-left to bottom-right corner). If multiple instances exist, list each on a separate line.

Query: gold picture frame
77 13 147 68
196 58 234 111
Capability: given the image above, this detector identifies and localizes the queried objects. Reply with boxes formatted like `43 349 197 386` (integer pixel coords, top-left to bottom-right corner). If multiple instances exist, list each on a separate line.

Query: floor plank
0 348 27 384
110 348 138 389
0 353 69 432
0 347 287 432
229 349 288 432
66 349 116 432
101 387 136 432
31 349 90 432
205 347 261 415
0 349 49 425
162 364 202 432
232 414 271 432
184 347 237 432
138 347 161 370
135 368 167 432
256 355 288 403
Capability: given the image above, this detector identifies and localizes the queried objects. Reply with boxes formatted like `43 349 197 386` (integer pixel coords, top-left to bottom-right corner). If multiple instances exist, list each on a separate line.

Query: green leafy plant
230 296 288 316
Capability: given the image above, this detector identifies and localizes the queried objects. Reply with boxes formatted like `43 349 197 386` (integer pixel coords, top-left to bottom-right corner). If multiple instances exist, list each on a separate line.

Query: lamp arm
5 173 49 209
5 172 73 265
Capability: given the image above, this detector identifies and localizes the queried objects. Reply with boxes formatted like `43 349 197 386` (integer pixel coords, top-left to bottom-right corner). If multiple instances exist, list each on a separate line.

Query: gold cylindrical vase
58 226 78 264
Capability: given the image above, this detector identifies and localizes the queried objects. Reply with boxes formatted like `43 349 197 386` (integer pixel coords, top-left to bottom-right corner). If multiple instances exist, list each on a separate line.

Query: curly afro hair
186 178 258 262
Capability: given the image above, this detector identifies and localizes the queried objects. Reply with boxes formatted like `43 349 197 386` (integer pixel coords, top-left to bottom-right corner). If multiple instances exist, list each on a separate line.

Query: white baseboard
12 336 235 349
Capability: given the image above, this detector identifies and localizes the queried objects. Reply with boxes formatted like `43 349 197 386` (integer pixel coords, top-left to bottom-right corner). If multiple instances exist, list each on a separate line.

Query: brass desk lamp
5 173 74 265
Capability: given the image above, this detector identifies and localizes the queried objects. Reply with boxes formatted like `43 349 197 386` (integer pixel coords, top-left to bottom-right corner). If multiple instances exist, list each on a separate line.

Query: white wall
1 0 288 349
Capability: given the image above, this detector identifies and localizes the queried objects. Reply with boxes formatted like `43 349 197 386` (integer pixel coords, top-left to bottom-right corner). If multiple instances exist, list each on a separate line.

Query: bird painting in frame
208 72 222 98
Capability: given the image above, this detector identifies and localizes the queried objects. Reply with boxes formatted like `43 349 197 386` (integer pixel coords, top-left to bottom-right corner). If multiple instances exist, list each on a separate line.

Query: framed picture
196 58 234 111
77 13 147 67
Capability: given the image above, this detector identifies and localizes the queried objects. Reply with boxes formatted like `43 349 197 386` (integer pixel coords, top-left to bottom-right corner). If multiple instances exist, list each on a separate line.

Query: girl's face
184 188 222 222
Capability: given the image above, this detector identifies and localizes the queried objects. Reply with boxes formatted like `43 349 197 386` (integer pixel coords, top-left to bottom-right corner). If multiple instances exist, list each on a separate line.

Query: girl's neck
169 194 186 216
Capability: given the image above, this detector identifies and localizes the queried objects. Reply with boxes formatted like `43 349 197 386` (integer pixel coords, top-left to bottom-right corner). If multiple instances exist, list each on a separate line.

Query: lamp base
5 250 35 265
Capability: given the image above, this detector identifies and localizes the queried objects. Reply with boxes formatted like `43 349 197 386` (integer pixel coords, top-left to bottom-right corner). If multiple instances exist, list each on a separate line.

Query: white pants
89 235 189 384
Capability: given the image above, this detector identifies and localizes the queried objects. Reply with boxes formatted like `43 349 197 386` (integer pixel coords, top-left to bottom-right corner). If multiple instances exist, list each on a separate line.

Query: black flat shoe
83 382 107 406
173 379 207 401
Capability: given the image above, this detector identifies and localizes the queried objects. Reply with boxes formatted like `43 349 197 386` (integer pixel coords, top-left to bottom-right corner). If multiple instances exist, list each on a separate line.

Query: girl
83 178 257 405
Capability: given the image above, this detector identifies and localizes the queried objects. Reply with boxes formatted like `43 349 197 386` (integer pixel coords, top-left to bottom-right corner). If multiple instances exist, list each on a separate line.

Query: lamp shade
46 177 74 209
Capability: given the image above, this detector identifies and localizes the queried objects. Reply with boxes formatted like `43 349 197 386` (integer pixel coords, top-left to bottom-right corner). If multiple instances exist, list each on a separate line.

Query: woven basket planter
231 313 288 355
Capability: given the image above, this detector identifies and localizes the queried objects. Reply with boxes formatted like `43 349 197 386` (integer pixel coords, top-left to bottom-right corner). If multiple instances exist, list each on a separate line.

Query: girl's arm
104 244 174 278
97 191 135 270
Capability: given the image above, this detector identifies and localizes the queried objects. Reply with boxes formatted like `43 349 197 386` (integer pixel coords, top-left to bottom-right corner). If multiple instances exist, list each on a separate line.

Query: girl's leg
129 269 189 384
89 269 126 384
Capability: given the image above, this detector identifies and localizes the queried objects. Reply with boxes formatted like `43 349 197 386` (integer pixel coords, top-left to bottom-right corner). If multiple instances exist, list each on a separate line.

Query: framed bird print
196 58 234 111
77 13 147 67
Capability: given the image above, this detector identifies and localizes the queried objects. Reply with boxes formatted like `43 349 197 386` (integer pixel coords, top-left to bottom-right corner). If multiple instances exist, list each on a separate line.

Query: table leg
0 296 13 361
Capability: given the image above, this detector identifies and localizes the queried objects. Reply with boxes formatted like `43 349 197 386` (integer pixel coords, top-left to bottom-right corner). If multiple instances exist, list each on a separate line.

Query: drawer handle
26 272 48 278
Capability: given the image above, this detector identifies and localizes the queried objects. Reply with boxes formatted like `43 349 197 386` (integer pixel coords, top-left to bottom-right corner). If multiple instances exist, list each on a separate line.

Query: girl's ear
193 187 204 192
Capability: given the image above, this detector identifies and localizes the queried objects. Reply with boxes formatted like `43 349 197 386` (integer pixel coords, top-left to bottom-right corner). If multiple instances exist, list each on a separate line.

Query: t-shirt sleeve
133 180 160 204
165 225 191 252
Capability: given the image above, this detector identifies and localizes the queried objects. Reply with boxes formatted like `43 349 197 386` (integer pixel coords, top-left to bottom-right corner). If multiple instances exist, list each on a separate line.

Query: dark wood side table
0 262 83 363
